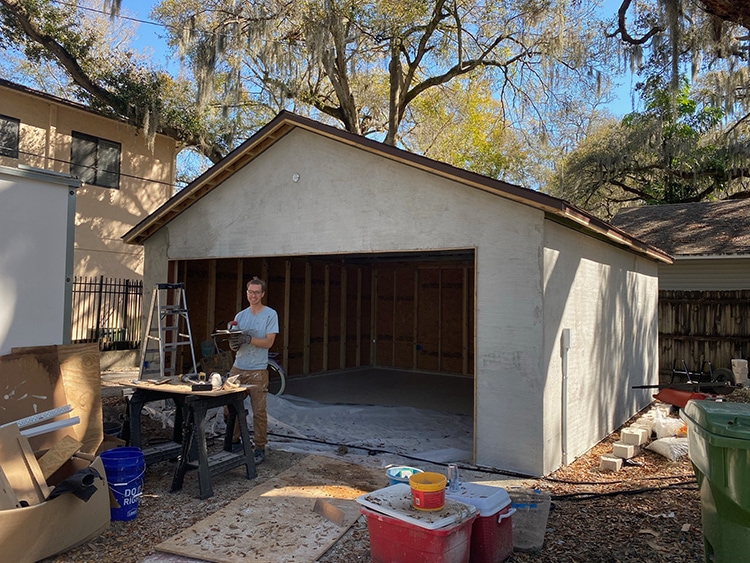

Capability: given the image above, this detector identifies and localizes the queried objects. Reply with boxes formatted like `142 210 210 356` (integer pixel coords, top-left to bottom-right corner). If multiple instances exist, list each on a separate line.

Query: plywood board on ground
156 454 385 563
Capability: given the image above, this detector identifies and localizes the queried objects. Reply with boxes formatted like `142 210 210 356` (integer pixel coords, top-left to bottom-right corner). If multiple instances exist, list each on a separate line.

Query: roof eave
123 112 674 265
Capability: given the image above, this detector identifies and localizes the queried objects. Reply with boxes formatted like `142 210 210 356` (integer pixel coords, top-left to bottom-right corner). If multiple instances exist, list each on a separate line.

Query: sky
117 0 639 118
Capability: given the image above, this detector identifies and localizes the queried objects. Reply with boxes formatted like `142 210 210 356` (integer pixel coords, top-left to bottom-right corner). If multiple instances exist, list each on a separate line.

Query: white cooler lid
445 482 511 516
356 483 476 530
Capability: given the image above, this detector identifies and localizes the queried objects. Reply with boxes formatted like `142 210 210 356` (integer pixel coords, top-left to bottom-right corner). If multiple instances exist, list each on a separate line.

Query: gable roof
611 199 750 257
122 111 672 263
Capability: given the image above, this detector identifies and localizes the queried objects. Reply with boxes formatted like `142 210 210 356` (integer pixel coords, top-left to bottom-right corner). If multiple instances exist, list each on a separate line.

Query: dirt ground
42 390 750 563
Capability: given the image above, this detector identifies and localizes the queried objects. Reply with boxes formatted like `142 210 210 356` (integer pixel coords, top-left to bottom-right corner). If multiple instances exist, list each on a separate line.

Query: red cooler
357 483 478 563
446 482 515 563
360 506 476 563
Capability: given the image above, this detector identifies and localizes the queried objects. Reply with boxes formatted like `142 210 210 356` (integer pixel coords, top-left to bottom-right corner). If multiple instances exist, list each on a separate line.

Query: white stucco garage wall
542 221 659 470
147 128 551 475
140 126 662 476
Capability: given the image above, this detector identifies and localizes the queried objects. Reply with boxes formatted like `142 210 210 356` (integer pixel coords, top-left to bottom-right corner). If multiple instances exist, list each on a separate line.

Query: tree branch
606 0 665 45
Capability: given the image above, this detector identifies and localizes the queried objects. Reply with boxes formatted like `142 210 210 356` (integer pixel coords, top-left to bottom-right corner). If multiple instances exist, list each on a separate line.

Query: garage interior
170 250 475 416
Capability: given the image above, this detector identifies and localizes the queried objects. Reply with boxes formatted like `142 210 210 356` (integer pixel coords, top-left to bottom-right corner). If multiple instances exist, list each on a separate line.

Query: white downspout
561 328 572 466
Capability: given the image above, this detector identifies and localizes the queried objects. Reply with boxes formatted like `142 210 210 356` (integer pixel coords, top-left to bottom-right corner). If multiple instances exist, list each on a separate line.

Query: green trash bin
681 400 750 563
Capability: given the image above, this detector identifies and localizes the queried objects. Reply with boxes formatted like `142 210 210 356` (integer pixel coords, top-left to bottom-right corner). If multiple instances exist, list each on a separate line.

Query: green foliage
0 0 224 162
153 0 616 152
550 76 749 219
405 74 527 180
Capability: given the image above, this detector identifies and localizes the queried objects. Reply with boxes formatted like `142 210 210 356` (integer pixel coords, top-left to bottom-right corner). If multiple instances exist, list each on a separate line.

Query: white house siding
0 166 78 354
659 257 750 290
542 221 659 471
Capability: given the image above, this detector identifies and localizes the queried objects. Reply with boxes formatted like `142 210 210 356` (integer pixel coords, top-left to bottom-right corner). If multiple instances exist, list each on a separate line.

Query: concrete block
612 441 637 459
621 426 649 446
599 455 623 472
632 417 654 436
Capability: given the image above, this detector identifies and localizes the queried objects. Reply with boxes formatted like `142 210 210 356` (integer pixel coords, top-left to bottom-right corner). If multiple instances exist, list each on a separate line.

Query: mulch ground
45 390 750 562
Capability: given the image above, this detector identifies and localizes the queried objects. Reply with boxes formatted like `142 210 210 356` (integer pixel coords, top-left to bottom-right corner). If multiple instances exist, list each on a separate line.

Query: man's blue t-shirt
232 306 279 371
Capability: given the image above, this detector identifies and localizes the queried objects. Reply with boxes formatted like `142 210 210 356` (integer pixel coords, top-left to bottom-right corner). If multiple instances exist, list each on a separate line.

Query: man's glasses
247 290 262 295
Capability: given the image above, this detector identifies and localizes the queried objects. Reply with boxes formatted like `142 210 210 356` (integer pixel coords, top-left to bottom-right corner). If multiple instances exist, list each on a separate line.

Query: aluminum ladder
138 283 199 380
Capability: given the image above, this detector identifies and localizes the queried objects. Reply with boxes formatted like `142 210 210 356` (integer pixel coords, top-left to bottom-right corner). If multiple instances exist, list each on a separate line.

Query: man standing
228 277 279 465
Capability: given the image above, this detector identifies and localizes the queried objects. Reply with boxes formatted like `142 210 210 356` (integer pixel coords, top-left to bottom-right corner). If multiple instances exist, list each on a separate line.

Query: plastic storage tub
446 482 515 563
681 400 750 563
360 505 477 563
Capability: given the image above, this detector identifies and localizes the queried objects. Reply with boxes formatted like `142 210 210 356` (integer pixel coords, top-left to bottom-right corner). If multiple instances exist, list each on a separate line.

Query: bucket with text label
100 446 145 521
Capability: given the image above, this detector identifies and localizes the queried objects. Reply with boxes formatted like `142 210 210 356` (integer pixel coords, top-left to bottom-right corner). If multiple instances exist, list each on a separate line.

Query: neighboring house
0 165 79 354
124 111 672 476
612 200 750 375
0 78 178 279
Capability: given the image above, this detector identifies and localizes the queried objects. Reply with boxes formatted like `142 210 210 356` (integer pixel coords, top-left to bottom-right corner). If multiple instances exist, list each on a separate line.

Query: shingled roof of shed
611 199 750 257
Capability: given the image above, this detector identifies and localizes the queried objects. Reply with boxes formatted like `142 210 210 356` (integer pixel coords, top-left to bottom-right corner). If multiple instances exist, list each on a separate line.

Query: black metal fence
71 276 143 351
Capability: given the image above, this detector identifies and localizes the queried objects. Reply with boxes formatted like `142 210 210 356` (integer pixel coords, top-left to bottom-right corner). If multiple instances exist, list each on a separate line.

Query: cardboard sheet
0 352 72 451
0 456 111 563
156 454 386 563
9 344 102 454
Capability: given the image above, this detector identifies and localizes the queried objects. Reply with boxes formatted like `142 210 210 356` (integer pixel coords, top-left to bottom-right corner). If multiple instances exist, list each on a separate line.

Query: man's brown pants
226 367 268 449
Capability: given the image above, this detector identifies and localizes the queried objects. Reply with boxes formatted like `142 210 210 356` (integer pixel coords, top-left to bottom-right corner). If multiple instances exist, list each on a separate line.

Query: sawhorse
126 383 256 499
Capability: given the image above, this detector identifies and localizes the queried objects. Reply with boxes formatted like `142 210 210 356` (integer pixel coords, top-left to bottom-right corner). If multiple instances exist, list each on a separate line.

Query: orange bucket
409 471 447 511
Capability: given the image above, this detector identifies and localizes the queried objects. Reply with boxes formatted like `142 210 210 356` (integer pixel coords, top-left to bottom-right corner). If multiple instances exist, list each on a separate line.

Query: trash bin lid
682 400 750 440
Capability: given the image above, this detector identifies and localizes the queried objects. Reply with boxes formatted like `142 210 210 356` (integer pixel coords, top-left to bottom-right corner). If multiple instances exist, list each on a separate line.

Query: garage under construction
125 111 671 476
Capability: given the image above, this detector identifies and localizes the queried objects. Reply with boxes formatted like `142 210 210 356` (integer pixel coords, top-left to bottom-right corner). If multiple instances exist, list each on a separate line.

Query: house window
0 115 20 159
70 132 121 188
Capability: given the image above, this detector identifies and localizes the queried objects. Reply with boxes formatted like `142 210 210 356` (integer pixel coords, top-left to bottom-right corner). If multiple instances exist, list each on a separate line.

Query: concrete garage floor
102 366 477 465
283 367 474 415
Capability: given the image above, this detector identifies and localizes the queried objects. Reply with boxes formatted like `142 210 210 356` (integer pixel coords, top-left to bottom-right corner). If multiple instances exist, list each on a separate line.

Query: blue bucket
386 466 423 486
100 447 145 521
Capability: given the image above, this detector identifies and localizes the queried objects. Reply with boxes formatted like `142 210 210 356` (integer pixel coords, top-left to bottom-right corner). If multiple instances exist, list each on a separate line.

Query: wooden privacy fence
659 289 750 376
71 276 143 351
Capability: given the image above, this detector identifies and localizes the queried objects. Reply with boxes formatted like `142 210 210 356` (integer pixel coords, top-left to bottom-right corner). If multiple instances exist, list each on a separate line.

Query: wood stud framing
174 255 474 379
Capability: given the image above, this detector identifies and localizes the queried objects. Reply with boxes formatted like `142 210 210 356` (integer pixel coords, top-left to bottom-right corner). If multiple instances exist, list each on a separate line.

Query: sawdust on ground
42 390 750 563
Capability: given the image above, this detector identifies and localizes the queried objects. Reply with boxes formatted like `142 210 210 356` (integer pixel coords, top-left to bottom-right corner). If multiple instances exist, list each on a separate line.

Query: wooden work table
123 380 257 499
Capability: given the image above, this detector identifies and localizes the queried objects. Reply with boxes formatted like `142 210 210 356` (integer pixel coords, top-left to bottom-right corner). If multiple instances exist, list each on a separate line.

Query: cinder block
612 441 637 459
599 455 623 472
621 427 649 446
632 418 654 437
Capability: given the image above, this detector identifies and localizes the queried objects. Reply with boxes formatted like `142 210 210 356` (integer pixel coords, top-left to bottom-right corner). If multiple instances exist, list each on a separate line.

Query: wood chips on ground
45 392 750 562
155 455 383 563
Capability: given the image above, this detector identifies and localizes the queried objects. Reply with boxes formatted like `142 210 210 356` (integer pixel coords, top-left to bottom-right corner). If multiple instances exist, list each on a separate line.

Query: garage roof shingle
611 199 750 257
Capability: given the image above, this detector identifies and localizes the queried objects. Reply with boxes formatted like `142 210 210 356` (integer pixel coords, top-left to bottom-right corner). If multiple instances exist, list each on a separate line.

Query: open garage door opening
170 249 475 416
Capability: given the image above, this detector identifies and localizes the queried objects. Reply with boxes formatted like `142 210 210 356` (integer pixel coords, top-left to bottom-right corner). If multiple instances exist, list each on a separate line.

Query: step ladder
139 283 199 380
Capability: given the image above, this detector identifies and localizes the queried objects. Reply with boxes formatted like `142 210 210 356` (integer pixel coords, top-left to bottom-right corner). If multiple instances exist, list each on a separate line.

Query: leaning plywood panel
0 352 75 452
10 344 103 454
56 343 103 454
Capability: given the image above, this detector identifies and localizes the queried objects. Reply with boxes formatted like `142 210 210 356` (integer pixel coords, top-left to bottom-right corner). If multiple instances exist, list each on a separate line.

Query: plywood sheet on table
156 454 386 563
